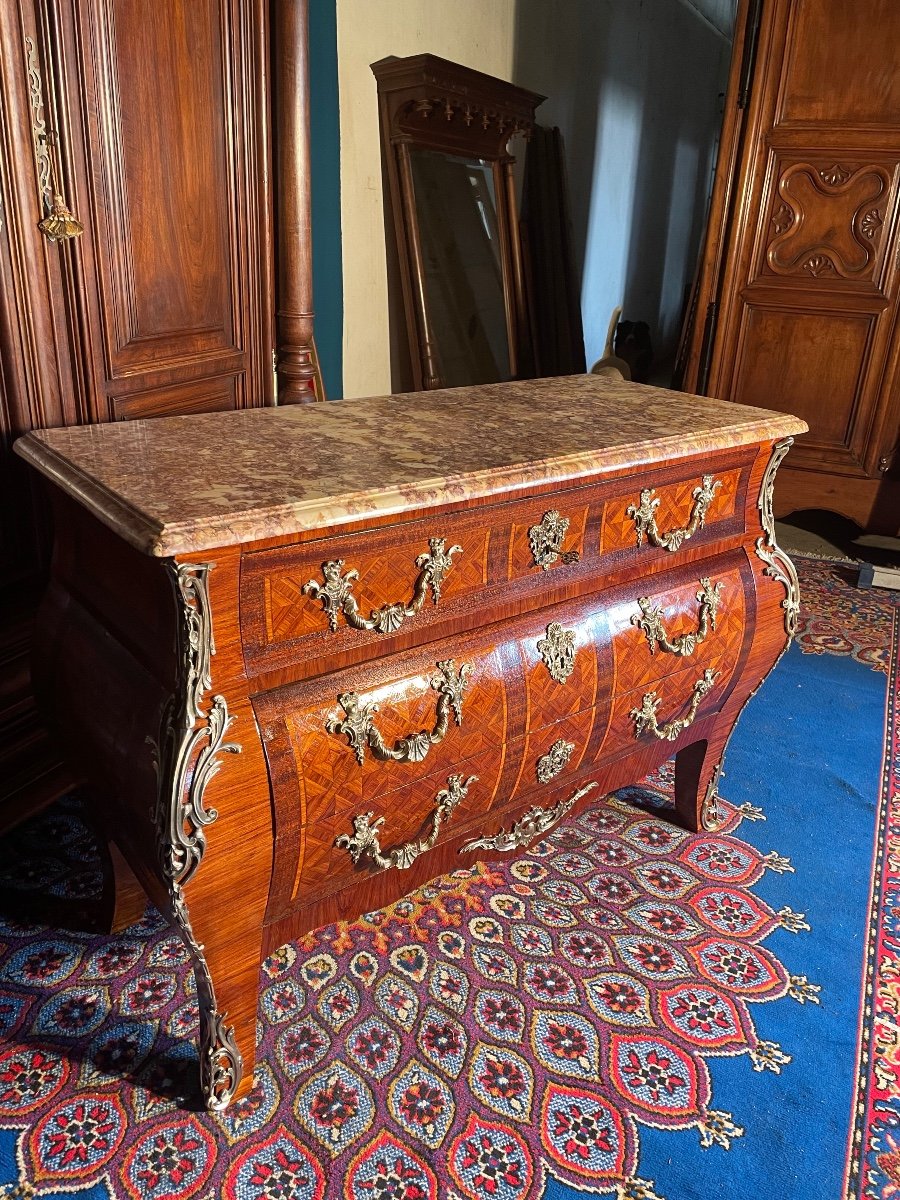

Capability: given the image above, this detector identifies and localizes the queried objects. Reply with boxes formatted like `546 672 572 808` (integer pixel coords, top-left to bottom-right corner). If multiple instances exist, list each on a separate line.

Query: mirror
372 55 544 391
409 150 510 386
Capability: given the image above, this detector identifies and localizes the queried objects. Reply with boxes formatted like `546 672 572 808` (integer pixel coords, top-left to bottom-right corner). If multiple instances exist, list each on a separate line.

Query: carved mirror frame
372 54 544 391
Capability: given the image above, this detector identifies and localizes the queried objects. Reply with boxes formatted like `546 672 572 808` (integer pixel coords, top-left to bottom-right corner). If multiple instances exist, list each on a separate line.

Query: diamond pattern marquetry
516 707 595 802
519 613 600 732
264 527 491 646
599 658 734 761
611 568 746 694
293 745 507 906
282 652 509 835
602 470 739 556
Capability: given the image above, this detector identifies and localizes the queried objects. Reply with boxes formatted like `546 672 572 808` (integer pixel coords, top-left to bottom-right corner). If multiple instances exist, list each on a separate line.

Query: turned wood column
274 0 316 403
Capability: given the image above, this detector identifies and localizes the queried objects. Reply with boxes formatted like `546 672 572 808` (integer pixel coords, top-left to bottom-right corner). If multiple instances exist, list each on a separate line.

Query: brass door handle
336 774 476 870
303 538 462 634
630 668 719 741
631 578 722 656
25 36 84 242
326 659 469 765
627 475 722 552
460 782 598 854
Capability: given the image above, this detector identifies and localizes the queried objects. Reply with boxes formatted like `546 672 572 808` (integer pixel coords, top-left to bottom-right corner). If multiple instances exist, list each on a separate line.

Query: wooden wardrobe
680 0 900 534
0 0 316 825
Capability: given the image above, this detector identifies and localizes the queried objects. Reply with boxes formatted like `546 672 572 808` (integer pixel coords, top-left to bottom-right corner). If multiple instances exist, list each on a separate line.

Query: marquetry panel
262 526 491 646
601 468 740 556
519 610 603 730
293 743 508 907
507 503 589 577
761 160 895 287
259 644 509 831
598 659 733 763
609 566 747 693
514 707 595 801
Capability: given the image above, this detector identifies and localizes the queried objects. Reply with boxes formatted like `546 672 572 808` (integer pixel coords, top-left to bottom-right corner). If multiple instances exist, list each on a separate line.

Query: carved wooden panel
81 0 236 372
763 160 894 285
55 0 272 422
680 0 900 525
111 378 238 421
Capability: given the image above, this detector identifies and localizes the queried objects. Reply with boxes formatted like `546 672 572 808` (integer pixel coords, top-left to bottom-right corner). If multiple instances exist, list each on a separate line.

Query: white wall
513 0 733 371
335 1 518 398
336 0 733 396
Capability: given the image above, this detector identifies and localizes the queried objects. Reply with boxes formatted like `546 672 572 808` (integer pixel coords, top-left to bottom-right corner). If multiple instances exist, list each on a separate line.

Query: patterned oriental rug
0 557 896 1200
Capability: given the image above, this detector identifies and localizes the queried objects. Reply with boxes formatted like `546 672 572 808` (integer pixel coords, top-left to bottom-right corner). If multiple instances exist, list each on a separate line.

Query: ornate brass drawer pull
460 782 598 854
536 738 574 783
630 668 719 742
303 538 462 634
631 578 723 657
336 773 477 871
626 474 722 552
529 510 581 571
327 659 469 765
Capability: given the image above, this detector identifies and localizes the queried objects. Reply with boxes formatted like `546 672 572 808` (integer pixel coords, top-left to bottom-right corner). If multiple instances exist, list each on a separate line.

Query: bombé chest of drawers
15 375 807 1109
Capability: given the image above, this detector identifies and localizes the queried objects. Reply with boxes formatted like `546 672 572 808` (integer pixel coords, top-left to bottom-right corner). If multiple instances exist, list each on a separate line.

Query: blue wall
309 0 343 398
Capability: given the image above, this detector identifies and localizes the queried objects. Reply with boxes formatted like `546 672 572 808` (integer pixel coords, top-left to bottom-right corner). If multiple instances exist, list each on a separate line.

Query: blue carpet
550 641 887 1199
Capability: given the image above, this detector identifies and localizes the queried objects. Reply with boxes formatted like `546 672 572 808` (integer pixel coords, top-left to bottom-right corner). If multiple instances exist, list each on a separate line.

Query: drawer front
291 746 508 907
602 466 742 557
608 564 747 693
253 593 611 824
240 451 753 679
285 709 600 910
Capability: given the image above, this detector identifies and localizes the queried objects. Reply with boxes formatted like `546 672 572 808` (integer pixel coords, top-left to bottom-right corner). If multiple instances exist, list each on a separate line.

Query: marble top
15 375 807 556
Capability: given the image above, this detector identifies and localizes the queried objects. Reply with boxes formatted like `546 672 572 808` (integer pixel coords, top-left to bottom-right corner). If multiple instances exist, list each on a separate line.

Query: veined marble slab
15 375 807 556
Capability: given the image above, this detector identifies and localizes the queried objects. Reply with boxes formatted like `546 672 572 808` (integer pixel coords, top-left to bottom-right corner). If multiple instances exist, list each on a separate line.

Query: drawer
599 657 736 762
239 450 753 679
287 708 600 910
607 563 747 694
601 464 742 558
253 591 611 829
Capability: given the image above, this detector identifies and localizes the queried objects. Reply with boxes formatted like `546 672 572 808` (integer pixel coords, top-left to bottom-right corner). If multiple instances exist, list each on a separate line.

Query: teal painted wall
309 0 343 398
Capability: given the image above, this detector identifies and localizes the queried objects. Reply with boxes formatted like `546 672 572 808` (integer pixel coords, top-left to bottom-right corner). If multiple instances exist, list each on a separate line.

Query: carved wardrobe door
680 0 900 532
0 0 313 825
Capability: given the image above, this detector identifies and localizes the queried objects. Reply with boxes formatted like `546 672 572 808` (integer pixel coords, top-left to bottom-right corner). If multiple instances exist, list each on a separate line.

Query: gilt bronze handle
326 659 469 765
460 782 598 854
631 578 722 657
336 774 477 870
303 538 462 634
630 668 719 742
626 475 722 552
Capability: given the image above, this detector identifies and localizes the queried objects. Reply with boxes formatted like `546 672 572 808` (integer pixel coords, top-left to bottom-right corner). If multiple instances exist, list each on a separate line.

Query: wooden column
274 0 316 403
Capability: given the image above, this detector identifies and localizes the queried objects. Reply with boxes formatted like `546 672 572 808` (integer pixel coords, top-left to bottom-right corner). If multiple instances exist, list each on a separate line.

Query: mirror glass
408 149 511 387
